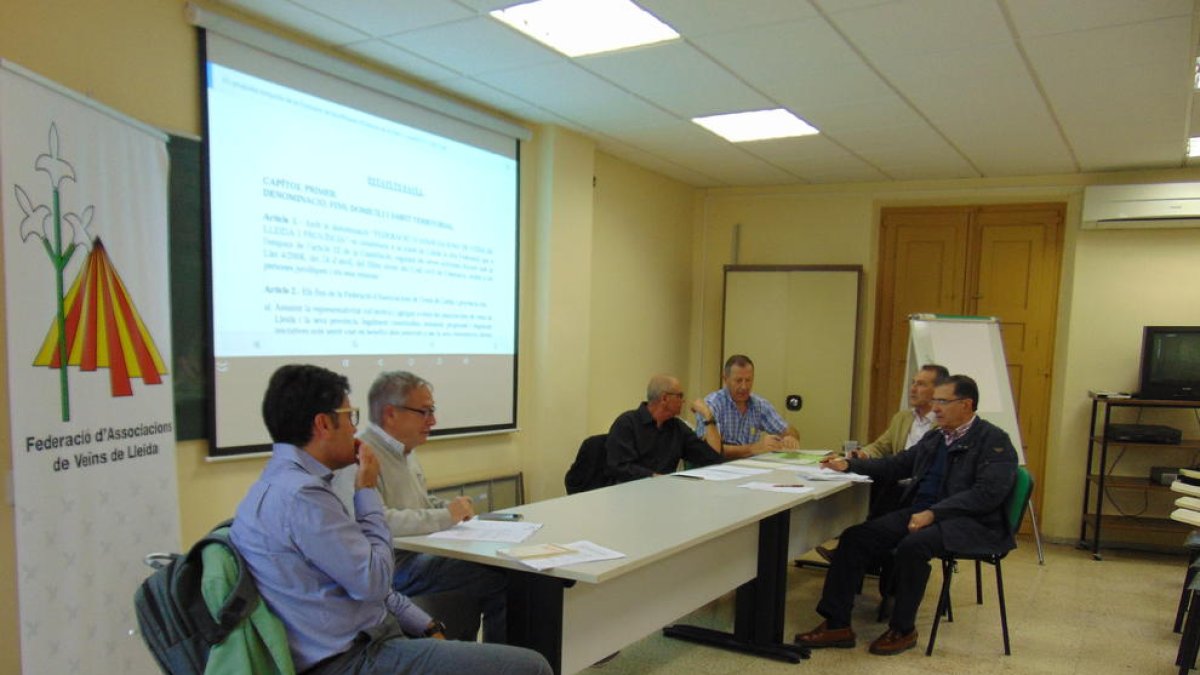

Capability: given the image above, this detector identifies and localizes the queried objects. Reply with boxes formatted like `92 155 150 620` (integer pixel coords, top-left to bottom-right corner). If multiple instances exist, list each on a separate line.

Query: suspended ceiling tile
290 0 474 38
796 95 927 134
880 44 1075 175
455 0 526 12
692 16 863 76
341 40 462 82
757 62 897 112
384 16 562 76
476 62 679 132
639 0 819 36
1023 16 1193 170
1005 0 1193 38
608 120 737 156
216 0 369 45
829 0 1011 60
431 77 547 121
579 41 774 118
744 135 890 181
594 140 725 186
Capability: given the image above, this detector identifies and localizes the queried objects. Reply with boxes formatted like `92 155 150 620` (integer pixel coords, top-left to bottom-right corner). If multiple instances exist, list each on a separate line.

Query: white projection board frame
905 314 1025 464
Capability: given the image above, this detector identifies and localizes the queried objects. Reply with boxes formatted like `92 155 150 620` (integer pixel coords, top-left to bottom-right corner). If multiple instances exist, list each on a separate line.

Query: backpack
133 520 259 674
564 433 612 494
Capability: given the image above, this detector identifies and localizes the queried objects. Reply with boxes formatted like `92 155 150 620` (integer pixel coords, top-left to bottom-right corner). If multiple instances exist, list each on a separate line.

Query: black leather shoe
815 545 835 563
794 621 856 649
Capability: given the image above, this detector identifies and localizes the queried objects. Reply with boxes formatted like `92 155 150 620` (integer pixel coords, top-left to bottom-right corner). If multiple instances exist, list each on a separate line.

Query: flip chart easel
905 314 1043 563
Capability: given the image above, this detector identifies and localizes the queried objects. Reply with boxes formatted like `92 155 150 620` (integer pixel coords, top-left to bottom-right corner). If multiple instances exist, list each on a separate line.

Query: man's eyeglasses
931 398 965 406
398 405 437 421
665 391 685 399
331 407 360 426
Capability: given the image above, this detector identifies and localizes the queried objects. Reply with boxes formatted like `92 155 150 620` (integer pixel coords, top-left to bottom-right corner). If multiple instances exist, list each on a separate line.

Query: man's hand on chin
355 443 380 489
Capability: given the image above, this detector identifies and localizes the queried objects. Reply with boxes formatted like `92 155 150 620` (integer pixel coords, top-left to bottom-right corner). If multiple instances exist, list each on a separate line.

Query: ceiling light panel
490 0 680 57
692 109 819 142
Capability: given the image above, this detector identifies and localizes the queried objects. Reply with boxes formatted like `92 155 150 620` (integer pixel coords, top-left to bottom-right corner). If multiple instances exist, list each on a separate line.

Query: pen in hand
773 484 806 488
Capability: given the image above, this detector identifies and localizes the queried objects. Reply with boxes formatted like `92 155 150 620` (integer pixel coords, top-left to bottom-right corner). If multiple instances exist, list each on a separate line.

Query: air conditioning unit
1081 183 1200 229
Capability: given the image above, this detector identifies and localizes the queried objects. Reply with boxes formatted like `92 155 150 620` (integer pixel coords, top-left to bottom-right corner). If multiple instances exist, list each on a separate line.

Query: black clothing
848 417 1018 555
604 403 723 483
564 434 611 494
816 417 1018 633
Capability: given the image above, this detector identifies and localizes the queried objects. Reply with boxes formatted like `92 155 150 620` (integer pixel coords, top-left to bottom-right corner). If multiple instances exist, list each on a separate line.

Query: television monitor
1138 326 1200 400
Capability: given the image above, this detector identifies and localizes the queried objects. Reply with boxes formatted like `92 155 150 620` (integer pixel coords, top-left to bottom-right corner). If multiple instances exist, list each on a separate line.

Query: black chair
564 433 610 494
1174 530 1200 633
1178 569 1200 673
925 465 1034 656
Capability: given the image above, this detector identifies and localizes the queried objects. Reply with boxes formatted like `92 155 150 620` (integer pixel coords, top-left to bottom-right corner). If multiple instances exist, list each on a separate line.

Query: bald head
646 374 684 425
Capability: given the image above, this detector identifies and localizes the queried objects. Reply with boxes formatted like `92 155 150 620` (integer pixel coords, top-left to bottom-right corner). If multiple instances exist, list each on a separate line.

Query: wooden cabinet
1080 395 1200 559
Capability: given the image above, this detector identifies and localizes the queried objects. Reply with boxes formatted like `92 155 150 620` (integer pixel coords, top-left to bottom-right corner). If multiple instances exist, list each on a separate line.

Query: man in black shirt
604 374 724 483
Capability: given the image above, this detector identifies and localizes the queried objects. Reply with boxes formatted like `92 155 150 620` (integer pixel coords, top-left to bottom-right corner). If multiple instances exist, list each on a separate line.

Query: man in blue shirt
794 374 1017 657
230 364 550 674
695 354 799 454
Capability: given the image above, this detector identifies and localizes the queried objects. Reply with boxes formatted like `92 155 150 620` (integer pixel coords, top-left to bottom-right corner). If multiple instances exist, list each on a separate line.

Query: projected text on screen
204 52 519 453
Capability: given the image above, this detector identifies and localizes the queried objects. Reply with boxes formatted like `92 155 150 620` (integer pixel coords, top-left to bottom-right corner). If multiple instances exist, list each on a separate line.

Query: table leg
507 569 570 674
662 510 810 662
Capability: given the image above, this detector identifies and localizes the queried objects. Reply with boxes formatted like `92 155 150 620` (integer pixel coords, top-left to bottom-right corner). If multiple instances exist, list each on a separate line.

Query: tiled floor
586 537 1188 674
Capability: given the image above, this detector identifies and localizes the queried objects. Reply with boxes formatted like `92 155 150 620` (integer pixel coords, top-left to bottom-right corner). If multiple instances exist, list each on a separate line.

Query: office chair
925 465 1034 656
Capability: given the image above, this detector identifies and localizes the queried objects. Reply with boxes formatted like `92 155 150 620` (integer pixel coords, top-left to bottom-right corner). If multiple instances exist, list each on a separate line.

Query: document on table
672 465 772 481
759 450 831 466
737 481 815 495
728 458 786 470
790 465 872 482
497 540 625 571
426 518 542 543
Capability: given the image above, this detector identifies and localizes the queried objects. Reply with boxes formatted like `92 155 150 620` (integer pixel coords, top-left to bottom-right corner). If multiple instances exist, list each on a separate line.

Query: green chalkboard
167 135 207 440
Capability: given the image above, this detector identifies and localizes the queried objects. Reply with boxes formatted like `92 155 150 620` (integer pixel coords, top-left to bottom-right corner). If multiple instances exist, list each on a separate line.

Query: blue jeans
307 615 549 675
394 551 508 643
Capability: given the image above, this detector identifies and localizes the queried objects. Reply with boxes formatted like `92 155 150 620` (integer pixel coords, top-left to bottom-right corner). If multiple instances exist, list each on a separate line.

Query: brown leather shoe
868 627 917 655
794 621 856 648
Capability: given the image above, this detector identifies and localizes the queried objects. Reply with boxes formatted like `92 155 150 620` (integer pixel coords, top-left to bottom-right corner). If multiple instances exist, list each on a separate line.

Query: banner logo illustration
13 123 168 421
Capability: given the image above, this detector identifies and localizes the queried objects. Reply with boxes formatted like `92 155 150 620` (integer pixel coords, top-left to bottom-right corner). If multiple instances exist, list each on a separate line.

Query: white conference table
395 465 868 674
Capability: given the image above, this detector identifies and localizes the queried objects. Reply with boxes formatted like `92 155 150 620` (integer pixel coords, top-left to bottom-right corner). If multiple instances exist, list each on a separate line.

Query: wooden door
871 204 1064 524
969 205 1063 506
869 210 969 436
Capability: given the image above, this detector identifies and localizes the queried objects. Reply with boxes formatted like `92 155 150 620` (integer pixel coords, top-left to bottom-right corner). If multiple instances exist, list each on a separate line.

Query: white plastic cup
842 440 859 456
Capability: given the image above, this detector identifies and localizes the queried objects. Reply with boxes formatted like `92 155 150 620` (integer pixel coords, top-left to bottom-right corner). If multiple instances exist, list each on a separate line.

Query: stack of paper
426 519 542 543
1171 471 1200 525
791 465 872 482
737 482 814 495
759 450 830 466
496 540 625 571
1173 480 1200 498
672 465 771 481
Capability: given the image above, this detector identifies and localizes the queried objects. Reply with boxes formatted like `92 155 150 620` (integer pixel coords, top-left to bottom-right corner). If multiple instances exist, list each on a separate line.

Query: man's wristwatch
424 620 448 637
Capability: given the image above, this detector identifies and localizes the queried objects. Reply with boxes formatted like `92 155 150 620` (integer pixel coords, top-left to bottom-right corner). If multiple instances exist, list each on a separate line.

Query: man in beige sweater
333 371 507 643
816 364 949 562
855 364 948 460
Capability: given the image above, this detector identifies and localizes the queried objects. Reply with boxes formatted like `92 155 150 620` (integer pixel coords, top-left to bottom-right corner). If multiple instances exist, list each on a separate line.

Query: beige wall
588 152 700 433
0 3 695 671
691 172 1200 546
6 1 1200 673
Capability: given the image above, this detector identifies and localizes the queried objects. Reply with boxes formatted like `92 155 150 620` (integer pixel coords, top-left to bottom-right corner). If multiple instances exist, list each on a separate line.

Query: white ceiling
211 0 1200 187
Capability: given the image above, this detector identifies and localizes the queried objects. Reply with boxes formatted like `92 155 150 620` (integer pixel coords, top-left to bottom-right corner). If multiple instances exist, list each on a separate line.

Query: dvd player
1105 423 1182 444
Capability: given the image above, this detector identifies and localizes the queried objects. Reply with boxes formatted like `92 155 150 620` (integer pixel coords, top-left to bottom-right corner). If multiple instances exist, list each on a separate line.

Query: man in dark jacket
795 374 1018 657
